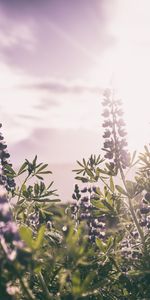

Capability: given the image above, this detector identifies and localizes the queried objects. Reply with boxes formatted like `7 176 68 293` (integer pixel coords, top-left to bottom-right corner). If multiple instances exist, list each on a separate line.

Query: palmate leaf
32 225 46 250
75 176 89 183
101 199 114 211
130 150 137 165
32 155 37 167
96 238 107 253
97 167 109 175
83 158 87 167
72 270 81 295
91 199 109 212
80 272 96 293
19 225 46 250
35 175 44 180
31 198 61 202
18 161 28 175
110 176 115 192
47 181 54 189
4 164 16 175
36 164 52 174
125 180 137 197
34 183 39 196
85 168 94 177
77 160 84 167
19 226 33 248
115 185 128 196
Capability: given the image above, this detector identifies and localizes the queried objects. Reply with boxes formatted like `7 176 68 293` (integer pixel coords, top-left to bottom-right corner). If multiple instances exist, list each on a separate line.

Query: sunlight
110 0 150 150
87 0 150 151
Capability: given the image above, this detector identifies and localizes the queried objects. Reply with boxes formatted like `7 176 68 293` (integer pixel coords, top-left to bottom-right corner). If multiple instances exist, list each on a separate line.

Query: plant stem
18 274 35 300
110 95 145 247
38 272 53 300
119 164 145 245
18 174 30 202
100 176 114 194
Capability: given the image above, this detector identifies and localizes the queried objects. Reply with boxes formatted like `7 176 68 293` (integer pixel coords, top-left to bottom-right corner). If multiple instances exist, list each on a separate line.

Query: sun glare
92 0 150 152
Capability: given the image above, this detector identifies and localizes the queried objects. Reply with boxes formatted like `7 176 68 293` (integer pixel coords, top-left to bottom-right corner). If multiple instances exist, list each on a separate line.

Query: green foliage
1 90 150 299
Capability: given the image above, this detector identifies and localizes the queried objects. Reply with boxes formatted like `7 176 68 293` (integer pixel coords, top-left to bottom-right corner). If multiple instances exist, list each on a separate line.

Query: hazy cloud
20 79 103 94
17 114 40 121
0 0 116 77
34 98 59 110
0 8 36 50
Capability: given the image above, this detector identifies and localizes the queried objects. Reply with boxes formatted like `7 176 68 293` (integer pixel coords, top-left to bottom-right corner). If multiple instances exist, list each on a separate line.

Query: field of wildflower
1 90 150 299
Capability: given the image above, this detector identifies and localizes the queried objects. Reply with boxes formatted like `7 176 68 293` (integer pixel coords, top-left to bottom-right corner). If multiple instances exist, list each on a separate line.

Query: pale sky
0 0 150 200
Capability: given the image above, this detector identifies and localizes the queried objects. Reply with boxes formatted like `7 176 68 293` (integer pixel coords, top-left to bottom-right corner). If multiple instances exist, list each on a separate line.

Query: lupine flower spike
102 89 130 174
0 123 16 192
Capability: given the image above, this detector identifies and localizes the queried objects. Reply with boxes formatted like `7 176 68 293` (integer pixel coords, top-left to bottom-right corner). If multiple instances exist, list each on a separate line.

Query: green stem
110 94 145 248
38 272 53 300
100 176 114 194
128 197 145 243
18 274 35 300
119 164 145 246
18 174 30 202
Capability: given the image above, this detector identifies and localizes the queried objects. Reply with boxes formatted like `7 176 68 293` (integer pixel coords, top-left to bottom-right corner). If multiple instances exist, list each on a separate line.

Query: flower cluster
0 194 33 299
102 89 130 172
121 232 141 262
27 210 40 229
0 195 24 261
139 193 150 229
71 184 106 242
119 191 150 262
0 123 16 192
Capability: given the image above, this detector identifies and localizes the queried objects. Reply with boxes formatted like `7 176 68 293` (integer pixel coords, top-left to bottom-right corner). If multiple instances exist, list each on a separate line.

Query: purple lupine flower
47 220 53 230
140 206 150 214
27 211 40 228
139 219 147 227
0 123 16 192
0 195 24 261
102 120 112 128
70 184 107 243
92 186 97 193
117 119 125 126
81 187 88 193
102 109 110 118
90 194 100 201
102 89 130 171
104 152 113 159
72 184 81 201
103 130 111 138
81 196 89 202
145 192 150 202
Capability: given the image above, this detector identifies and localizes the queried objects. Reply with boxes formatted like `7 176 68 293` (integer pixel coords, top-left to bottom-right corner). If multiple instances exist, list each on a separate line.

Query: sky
0 0 150 200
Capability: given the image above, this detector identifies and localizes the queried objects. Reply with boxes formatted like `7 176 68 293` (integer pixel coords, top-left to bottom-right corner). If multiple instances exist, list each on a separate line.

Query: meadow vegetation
1 90 150 299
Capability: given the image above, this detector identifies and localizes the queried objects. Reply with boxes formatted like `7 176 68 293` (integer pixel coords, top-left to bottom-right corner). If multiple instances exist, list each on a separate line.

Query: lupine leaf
115 185 128 196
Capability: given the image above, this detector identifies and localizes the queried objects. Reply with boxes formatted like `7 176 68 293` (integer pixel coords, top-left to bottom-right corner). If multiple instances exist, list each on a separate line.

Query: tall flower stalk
102 89 130 174
102 89 145 247
0 123 16 193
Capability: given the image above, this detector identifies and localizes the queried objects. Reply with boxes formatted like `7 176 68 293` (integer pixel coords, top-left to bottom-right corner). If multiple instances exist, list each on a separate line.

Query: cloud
0 24 35 51
0 0 108 21
16 114 40 121
19 79 103 94
0 8 36 51
34 98 59 110
0 0 117 78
